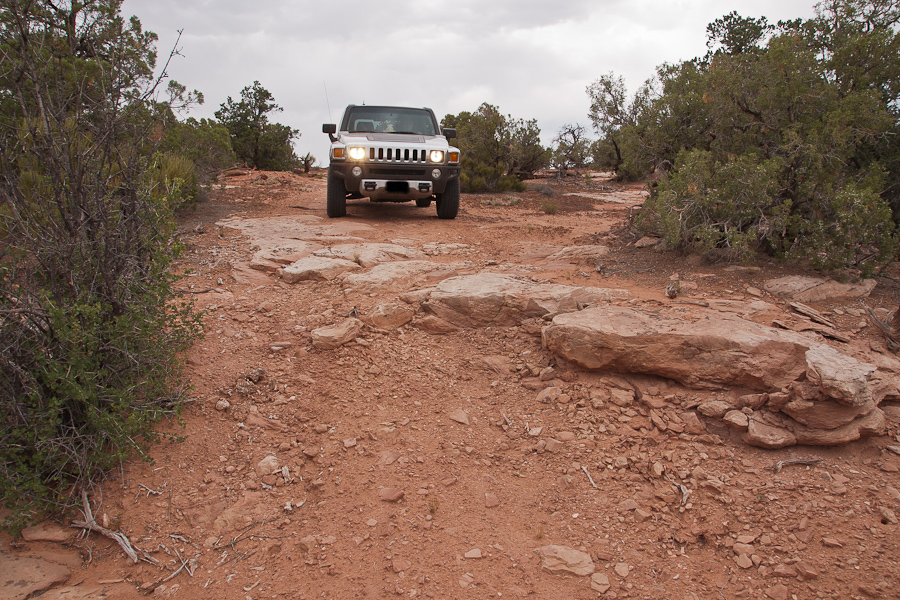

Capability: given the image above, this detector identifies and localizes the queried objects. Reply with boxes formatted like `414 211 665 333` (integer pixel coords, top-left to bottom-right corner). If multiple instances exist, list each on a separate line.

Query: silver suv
323 105 461 219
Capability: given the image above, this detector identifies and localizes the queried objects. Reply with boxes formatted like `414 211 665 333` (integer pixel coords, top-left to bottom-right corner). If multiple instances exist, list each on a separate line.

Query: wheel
415 197 432 208
435 178 459 219
326 170 346 218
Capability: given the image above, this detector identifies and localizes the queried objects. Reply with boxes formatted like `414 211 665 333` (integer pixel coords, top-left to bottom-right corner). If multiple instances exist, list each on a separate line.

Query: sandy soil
5 171 900 600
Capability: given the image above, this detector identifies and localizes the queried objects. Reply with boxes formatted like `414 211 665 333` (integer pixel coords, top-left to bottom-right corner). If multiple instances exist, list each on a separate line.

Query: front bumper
330 163 460 201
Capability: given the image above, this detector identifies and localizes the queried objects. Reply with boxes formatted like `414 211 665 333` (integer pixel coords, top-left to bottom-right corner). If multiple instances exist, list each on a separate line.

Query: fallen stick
581 466 599 489
71 490 139 564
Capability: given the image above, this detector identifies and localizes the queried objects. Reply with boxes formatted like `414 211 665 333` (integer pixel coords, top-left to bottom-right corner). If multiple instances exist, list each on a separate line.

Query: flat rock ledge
542 305 886 448
418 273 631 328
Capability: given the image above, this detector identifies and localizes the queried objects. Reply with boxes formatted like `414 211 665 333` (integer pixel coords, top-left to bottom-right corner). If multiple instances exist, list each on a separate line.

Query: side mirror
323 123 337 142
442 128 457 140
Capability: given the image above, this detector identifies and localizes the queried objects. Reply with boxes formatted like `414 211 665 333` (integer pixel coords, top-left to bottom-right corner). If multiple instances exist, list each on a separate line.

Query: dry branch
71 490 139 563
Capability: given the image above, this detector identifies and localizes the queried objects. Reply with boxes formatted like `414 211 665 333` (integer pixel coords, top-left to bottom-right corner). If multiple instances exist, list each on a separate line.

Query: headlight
429 150 445 163
348 147 366 161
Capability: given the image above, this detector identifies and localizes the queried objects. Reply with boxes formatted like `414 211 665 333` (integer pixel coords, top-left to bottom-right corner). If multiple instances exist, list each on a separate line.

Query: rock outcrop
542 305 885 448
419 273 631 328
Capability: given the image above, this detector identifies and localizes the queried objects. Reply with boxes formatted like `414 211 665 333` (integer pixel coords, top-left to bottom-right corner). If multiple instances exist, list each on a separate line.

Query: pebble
464 549 483 559
591 573 611 593
614 563 629 578
379 488 405 502
485 493 500 508
215 399 230 411
765 584 789 600
735 554 753 569
448 409 470 425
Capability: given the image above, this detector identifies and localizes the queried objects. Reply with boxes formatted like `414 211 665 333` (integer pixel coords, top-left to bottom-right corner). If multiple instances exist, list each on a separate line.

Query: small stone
591 573 611 593
392 557 411 572
765 584 789 600
215 399 230 411
366 519 378 527
723 410 750 430
795 561 818 581
448 409 470 425
379 488 405 502
314 423 329 433
614 562 629 578
651 462 665 478
733 543 754 556
20 523 70 543
343 437 357 448
545 438 563 453
822 537 843 547
297 535 317 552
255 455 279 477
528 427 543 437
879 506 897 524
618 499 638 512
735 554 753 569
464 549 483 559
485 493 499 508
302 446 319 458
557 431 576 442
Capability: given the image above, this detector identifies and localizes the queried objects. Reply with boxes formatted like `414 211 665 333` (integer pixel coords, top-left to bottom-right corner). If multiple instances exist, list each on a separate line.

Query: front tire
435 178 459 220
326 171 347 218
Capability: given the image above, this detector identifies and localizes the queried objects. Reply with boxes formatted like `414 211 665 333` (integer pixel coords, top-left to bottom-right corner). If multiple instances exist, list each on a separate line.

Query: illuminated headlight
351 166 362 177
348 147 366 160
429 150 445 163
432 169 441 179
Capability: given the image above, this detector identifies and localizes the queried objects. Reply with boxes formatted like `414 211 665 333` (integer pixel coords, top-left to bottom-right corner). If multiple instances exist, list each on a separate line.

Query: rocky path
3 172 900 600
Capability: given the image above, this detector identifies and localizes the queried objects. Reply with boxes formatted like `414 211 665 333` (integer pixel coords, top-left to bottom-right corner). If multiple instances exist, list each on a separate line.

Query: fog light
351 166 362 177
432 169 441 179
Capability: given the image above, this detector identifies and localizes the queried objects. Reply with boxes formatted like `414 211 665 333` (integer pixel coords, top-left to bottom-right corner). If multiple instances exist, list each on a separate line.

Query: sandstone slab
313 243 426 267
421 273 630 328
342 261 457 293
281 256 361 283
0 555 70 600
763 275 877 302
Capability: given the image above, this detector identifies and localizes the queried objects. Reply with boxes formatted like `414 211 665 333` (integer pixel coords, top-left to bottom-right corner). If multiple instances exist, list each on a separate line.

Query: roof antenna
323 81 333 124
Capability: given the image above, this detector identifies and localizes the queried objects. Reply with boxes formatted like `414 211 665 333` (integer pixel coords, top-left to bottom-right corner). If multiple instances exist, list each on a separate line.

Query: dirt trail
4 171 900 600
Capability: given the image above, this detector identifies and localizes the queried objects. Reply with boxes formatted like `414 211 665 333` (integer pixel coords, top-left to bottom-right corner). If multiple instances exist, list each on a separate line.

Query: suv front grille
368 146 429 163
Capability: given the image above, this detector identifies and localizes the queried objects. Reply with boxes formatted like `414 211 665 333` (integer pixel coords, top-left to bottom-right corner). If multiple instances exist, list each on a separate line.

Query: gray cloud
126 0 818 165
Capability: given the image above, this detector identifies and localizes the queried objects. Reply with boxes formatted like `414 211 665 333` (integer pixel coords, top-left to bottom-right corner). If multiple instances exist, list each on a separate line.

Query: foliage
215 81 299 171
0 0 203 528
552 123 592 175
443 103 547 192
592 0 899 270
158 116 236 192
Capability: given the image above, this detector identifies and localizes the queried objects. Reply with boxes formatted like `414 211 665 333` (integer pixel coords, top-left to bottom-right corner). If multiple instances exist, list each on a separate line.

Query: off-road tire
326 171 347 218
416 197 432 208
436 178 459 220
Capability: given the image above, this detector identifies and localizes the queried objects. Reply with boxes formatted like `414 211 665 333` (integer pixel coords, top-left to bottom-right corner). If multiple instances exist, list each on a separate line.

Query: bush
0 1 203 528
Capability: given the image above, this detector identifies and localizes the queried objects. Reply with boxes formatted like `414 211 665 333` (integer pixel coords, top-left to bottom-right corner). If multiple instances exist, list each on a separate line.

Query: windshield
344 107 437 136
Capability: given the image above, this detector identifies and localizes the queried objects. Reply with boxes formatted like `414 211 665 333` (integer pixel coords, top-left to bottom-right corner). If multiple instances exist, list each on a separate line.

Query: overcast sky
122 0 819 166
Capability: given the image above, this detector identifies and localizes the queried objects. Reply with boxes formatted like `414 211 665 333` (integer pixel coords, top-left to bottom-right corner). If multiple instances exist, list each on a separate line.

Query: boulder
534 545 595 576
311 318 362 349
281 256 361 283
421 273 630 328
361 303 415 330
